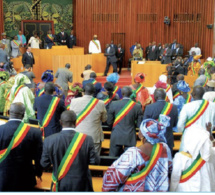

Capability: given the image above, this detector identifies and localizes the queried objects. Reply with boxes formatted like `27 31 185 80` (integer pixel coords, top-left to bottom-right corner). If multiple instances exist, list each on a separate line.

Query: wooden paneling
74 0 215 67
0 0 4 38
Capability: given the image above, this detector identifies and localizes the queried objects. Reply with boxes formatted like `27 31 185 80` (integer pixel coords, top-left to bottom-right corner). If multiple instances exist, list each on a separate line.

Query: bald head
154 88 166 101
121 86 132 98
60 110 77 128
177 74 184 81
84 83 95 95
9 102 25 119
198 68 205 76
192 86 205 100
45 82 55 95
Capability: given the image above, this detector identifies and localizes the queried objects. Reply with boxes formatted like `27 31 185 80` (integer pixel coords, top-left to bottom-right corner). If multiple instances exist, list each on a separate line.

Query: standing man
17 30 27 47
0 103 43 191
70 83 107 155
145 42 151 60
143 88 178 152
57 28 68 45
110 40 118 54
148 41 158 61
89 35 101 54
67 30 76 48
161 44 172 64
27 32 41 49
34 82 66 137
40 110 99 192
55 63 73 96
189 43 201 56
0 43 8 63
0 32 11 56
103 44 118 76
132 43 143 60
170 39 177 51
11 35 22 58
107 86 143 157
44 30 56 49
22 46 35 67
116 43 125 74
172 44 183 60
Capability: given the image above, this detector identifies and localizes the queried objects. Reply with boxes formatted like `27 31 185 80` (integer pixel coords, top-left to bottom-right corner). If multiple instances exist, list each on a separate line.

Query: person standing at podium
44 30 56 49
88 35 101 54
57 28 68 46
67 30 76 48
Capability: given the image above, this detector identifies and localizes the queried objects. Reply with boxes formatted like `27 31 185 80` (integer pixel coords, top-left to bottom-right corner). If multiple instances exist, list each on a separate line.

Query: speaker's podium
131 60 168 87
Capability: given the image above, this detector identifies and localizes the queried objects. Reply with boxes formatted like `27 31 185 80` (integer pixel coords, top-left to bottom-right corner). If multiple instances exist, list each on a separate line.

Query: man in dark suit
116 43 125 74
0 43 8 63
110 40 118 55
107 86 143 157
145 42 151 60
157 43 162 60
143 88 178 152
44 30 56 49
22 46 35 67
161 44 172 64
67 30 76 48
40 110 99 191
172 44 183 60
148 41 158 61
0 102 43 191
33 82 66 137
57 28 68 45
103 44 118 76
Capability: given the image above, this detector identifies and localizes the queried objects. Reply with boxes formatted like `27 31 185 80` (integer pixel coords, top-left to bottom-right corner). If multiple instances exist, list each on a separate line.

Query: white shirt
89 40 101 54
28 36 40 49
189 47 201 55
62 127 76 131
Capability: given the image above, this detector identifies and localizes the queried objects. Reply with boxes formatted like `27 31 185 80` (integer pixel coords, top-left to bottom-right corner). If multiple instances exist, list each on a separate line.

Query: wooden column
0 0 4 39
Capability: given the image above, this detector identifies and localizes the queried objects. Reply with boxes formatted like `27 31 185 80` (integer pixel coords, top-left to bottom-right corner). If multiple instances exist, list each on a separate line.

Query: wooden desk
131 61 168 87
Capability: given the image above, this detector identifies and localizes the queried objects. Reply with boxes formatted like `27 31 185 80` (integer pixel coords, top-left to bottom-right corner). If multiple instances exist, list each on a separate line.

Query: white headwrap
159 75 167 83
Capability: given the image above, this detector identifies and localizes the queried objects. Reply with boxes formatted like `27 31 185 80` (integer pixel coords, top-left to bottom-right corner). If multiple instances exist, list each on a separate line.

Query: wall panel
0 0 4 38
74 0 215 67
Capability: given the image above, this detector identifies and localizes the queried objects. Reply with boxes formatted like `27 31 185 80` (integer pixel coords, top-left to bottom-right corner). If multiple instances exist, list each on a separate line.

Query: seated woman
35 70 64 99
97 82 119 112
102 115 172 192
187 55 202 76
130 73 153 111
170 123 215 192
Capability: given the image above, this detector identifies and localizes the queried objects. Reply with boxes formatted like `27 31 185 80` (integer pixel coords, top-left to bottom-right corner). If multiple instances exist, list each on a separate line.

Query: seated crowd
0 56 215 192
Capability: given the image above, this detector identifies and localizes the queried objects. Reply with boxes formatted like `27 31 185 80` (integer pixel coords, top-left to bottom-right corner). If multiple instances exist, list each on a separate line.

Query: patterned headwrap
177 80 190 93
41 70 54 82
0 71 10 81
70 82 83 95
134 73 145 83
140 115 170 144
106 73 119 84
14 73 31 86
194 55 202 60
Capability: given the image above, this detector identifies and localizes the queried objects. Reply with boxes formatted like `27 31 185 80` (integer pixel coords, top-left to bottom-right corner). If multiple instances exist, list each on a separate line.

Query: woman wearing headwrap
170 123 215 192
4 74 35 122
101 73 122 99
173 80 193 114
203 80 215 102
187 55 202 76
130 73 152 111
35 70 64 99
65 82 83 110
102 115 172 192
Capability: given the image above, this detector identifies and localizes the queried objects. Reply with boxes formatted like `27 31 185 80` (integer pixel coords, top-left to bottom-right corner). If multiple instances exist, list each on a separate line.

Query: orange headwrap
134 73 145 83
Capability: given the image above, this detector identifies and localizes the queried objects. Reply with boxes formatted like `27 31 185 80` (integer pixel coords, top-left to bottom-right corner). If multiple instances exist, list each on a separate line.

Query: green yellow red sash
191 62 195 75
185 100 209 129
161 102 173 116
92 80 97 85
92 40 99 50
52 132 86 192
103 86 119 105
135 84 144 94
0 80 6 86
0 122 30 163
180 153 205 183
39 97 60 132
203 77 208 87
173 92 180 100
76 98 99 126
125 143 163 185
13 40 20 46
185 94 192 104
213 98 215 102
113 100 136 127
165 85 170 93
66 104 70 110
5 90 10 100
47 34 55 45
38 88 45 97
14 85 24 98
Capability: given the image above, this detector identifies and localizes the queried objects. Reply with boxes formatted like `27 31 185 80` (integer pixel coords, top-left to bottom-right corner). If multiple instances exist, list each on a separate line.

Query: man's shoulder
28 126 42 137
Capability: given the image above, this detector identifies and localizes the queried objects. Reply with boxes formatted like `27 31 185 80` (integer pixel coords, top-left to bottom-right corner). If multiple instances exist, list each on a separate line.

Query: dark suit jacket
57 32 69 45
172 48 183 57
33 94 66 137
105 47 117 63
40 130 99 191
143 100 178 151
148 46 159 60
107 99 143 146
67 35 76 48
22 52 35 67
44 35 56 49
0 120 43 191
162 48 172 64
82 78 102 98
116 48 125 61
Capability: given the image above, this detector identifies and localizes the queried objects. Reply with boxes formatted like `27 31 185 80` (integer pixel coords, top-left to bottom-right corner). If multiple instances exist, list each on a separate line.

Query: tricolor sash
76 98 99 126
38 88 45 97
165 85 170 93
92 40 99 50
39 97 60 132
52 132 86 192
185 94 192 104
47 34 55 45
103 86 119 105
203 77 208 87
14 85 24 98
113 100 136 127
0 122 30 163
92 80 97 85
161 102 173 116
184 100 209 129
173 92 180 100
66 104 70 110
180 153 205 183
0 81 6 86
5 90 10 100
191 62 195 75
135 84 144 95
13 40 20 46
125 143 163 185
